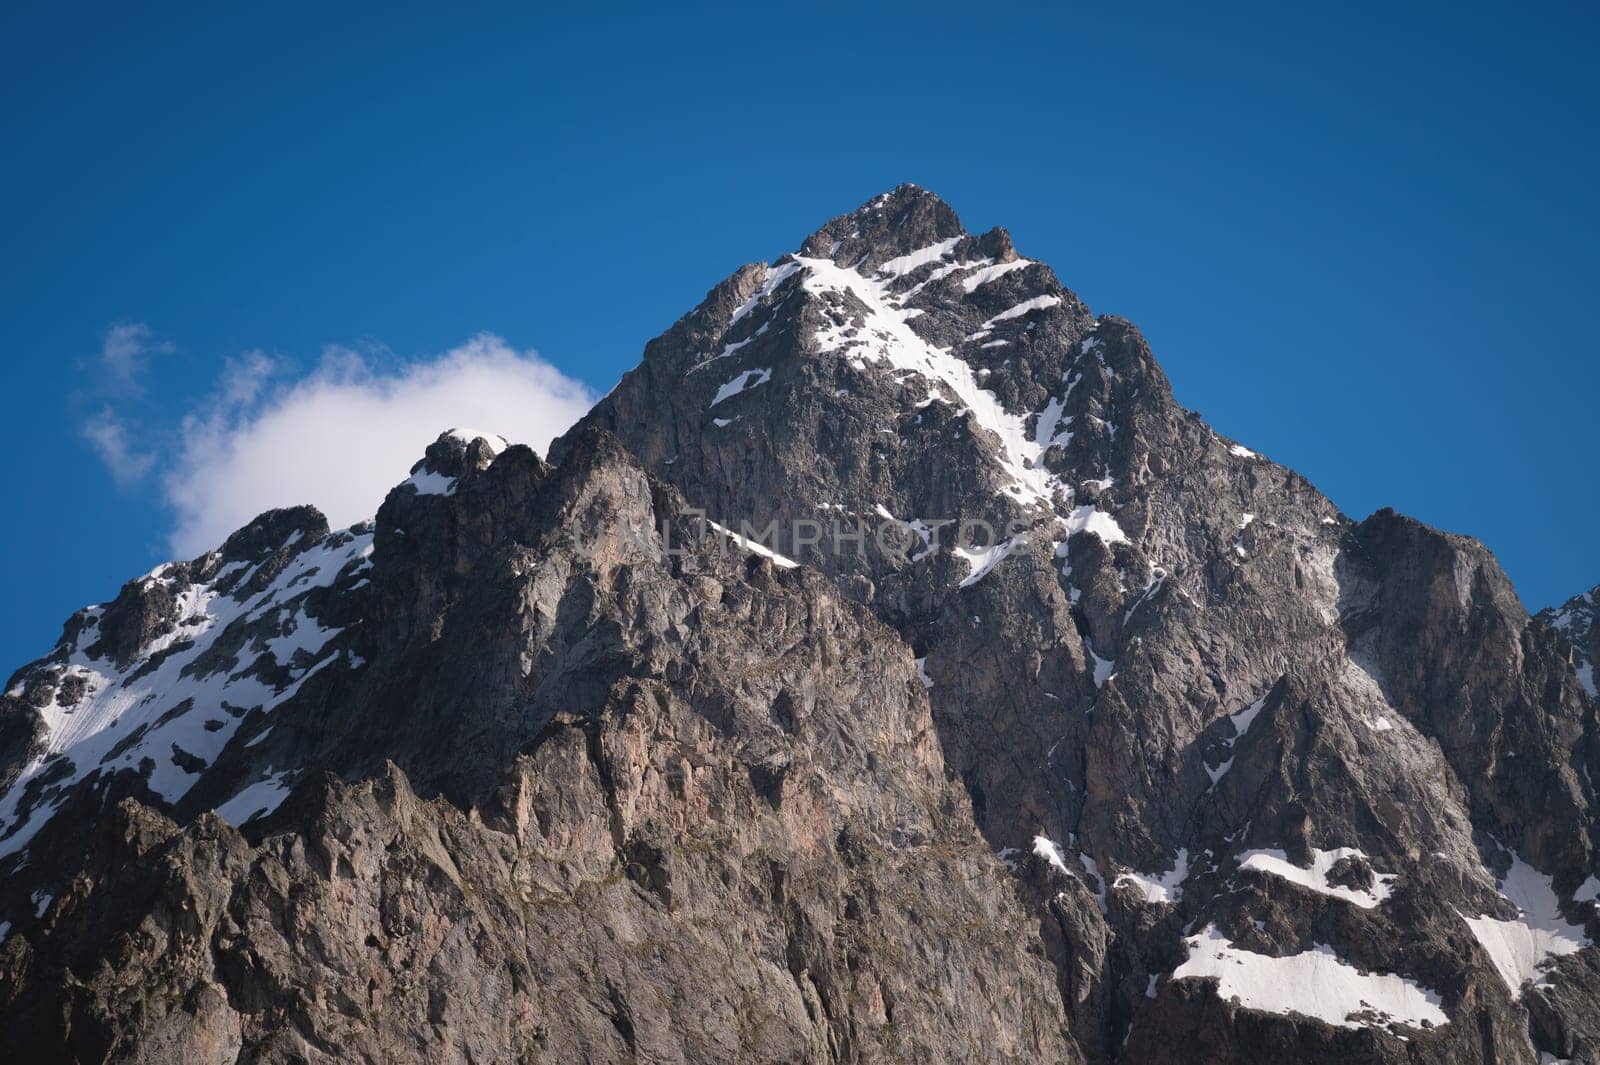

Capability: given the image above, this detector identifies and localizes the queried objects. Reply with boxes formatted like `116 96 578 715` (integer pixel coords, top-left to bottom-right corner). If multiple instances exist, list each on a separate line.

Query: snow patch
1063 504 1129 545
710 368 773 406
728 259 803 326
1463 854 1591 992
956 536 1023 588
404 468 457 496
215 770 294 826
1033 835 1073 877
1115 848 1190 904
959 260 1033 292
982 295 1062 328
1208 692 1268 787
1230 693 1268 739
1174 925 1448 1032
1238 847 1396 909
706 520 799 569
876 238 963 277
1086 640 1115 688
1033 395 1073 452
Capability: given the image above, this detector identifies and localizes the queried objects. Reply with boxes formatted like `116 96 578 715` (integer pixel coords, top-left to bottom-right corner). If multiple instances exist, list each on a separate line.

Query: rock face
1541 586 1599 703
2 187 1599 1063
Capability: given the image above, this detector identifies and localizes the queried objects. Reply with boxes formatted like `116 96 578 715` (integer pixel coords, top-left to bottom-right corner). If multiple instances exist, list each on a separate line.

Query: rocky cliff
2 186 1597 1063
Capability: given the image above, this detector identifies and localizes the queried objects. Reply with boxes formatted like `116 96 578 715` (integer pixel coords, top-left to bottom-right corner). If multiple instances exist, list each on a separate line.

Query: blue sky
2 2 1596 671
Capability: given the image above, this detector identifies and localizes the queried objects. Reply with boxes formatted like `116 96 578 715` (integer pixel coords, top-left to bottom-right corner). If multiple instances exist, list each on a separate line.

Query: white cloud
96 322 171 393
162 334 596 556
79 322 173 486
81 406 155 487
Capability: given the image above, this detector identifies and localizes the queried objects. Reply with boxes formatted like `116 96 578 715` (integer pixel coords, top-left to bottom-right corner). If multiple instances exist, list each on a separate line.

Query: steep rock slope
0 431 1073 1063
562 185 1600 1063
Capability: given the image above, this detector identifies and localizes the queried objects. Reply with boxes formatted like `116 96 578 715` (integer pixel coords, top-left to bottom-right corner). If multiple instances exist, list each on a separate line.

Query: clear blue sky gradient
3 2 1597 671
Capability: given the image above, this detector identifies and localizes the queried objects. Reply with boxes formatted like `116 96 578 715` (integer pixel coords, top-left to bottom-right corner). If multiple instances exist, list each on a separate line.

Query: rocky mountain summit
3 186 1598 1064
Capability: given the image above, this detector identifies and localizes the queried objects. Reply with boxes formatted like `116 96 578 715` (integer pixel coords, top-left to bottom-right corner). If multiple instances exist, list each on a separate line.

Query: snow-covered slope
0 522 371 856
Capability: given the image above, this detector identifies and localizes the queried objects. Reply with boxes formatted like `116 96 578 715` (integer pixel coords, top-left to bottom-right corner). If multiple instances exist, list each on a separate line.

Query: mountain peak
5 190 1600 1065
797 183 968 272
